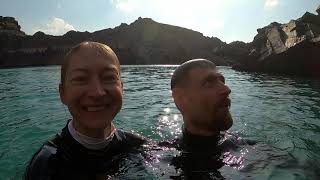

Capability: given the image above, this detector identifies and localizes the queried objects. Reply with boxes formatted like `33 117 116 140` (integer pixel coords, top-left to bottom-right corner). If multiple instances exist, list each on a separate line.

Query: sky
0 0 319 43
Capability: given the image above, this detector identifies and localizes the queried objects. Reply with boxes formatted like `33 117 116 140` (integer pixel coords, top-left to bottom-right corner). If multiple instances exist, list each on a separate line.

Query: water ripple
1 65 320 179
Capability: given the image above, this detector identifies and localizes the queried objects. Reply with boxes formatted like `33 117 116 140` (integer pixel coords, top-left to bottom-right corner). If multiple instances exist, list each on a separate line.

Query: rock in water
233 6 320 77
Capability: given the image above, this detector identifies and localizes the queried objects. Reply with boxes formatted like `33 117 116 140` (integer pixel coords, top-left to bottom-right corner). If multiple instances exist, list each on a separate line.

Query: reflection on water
0 65 319 179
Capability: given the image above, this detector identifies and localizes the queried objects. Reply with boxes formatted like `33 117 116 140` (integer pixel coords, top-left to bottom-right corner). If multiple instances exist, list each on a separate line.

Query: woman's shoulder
24 135 60 180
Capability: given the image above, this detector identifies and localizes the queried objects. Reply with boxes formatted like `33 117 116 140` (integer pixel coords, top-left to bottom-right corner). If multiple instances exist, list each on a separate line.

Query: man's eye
204 80 215 87
204 82 213 87
203 76 218 87
220 77 225 84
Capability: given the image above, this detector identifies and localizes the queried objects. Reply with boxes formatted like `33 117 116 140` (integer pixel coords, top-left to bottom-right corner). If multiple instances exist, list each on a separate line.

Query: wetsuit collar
181 126 222 152
68 120 116 150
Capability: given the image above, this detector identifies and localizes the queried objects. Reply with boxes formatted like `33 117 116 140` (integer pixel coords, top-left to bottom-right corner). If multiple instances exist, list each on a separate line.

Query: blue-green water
0 65 320 179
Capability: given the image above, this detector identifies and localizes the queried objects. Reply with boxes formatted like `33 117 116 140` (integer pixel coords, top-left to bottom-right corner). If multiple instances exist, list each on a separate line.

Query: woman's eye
102 75 117 82
72 76 87 82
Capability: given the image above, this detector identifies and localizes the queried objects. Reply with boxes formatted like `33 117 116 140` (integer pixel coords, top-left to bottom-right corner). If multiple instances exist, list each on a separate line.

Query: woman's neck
68 120 116 150
72 120 115 139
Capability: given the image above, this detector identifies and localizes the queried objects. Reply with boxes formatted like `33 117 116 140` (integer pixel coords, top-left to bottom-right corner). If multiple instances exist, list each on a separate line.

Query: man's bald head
171 59 232 135
171 59 216 90
61 41 120 85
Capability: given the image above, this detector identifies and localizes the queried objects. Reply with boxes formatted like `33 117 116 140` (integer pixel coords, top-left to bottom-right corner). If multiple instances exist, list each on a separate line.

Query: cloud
264 0 279 8
35 17 75 35
110 0 136 12
108 0 226 37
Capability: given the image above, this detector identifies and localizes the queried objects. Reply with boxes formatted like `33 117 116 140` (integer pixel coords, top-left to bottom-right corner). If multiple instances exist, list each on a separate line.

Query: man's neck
181 125 222 151
184 123 220 137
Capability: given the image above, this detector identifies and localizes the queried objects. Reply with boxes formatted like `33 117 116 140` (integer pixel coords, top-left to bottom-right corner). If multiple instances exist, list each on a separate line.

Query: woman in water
25 42 145 179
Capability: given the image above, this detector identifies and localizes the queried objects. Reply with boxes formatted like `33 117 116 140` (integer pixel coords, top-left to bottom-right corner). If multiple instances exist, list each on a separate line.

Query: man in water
25 42 145 179
169 59 234 179
171 59 233 135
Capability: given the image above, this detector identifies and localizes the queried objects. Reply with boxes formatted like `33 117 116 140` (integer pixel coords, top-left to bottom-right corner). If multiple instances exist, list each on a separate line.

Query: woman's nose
87 79 106 97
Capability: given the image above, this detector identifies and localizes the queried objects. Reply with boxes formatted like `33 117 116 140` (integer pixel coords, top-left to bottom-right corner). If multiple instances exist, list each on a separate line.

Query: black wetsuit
169 128 225 179
25 123 146 180
165 128 255 179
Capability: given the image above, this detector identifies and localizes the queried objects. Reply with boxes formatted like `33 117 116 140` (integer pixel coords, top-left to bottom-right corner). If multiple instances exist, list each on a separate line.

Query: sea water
0 65 319 179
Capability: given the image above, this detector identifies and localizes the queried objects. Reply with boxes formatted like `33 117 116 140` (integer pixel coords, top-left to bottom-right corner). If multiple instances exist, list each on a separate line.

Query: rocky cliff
2 7 320 78
0 16 25 36
0 17 230 67
233 9 320 77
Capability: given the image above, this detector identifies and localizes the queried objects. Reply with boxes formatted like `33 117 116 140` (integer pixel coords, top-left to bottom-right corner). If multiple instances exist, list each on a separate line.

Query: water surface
0 65 319 179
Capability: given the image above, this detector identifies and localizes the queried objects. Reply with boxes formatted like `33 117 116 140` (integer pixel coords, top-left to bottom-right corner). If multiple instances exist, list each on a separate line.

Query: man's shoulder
24 135 60 180
221 132 256 150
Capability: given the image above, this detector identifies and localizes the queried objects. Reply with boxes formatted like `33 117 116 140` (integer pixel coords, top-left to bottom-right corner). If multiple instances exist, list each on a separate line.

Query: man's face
180 67 232 131
59 47 123 130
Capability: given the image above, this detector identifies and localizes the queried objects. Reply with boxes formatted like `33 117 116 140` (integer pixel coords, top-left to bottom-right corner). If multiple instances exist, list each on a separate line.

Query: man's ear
121 81 124 93
59 83 66 105
172 88 184 111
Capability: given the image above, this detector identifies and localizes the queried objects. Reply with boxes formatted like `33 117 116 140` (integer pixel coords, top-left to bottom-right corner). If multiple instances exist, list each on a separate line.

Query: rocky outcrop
0 17 230 68
215 41 250 64
3 7 320 78
0 16 25 36
0 16 26 53
93 17 227 65
233 9 320 77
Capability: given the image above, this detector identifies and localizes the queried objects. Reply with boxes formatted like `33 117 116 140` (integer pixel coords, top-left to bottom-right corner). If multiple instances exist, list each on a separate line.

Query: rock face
2 7 320 78
0 16 25 36
0 16 26 50
215 41 250 64
91 17 227 65
233 10 320 77
0 17 229 68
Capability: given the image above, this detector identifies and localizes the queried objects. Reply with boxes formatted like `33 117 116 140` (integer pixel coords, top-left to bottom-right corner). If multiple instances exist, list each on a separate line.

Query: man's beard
191 109 233 133
215 110 233 131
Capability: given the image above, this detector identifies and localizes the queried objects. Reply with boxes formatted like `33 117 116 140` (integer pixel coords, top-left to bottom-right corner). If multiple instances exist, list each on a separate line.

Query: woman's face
59 47 123 133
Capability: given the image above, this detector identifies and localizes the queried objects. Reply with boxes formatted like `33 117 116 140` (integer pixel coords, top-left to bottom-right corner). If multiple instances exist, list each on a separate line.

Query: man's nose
221 83 231 96
88 79 106 97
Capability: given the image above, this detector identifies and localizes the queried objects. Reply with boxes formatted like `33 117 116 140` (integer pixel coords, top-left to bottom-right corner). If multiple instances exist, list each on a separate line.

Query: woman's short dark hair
60 41 119 84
